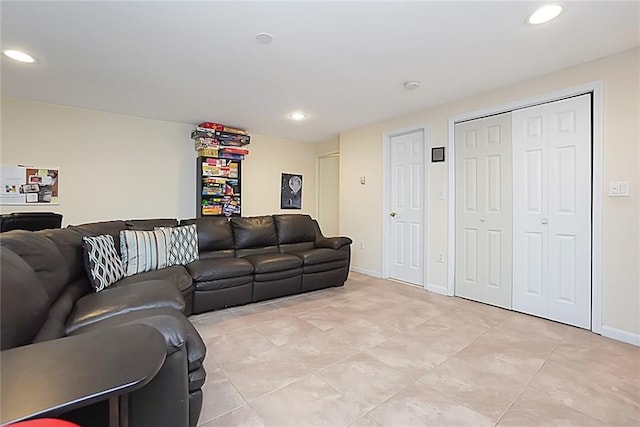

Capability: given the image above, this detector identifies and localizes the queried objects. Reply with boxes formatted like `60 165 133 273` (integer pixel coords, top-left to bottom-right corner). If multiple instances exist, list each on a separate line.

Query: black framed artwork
280 173 302 209
432 147 445 162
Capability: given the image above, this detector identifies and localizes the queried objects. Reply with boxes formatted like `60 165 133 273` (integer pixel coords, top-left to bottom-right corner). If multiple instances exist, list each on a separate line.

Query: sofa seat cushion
65 280 185 334
187 257 253 282
68 307 206 372
194 276 253 292
303 259 348 274
291 248 349 266
243 253 302 274
116 265 194 295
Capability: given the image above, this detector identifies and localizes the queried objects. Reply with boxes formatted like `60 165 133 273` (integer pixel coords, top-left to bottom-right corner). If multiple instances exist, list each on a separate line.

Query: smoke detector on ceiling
256 32 274 44
404 81 420 90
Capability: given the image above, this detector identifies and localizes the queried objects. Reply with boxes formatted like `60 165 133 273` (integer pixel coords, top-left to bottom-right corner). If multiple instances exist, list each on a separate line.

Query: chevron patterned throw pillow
82 234 125 292
156 224 199 266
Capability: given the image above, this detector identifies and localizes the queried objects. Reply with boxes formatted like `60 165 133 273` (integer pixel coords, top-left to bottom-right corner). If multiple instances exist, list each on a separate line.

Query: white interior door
389 130 425 285
317 154 340 236
454 113 512 308
512 94 592 329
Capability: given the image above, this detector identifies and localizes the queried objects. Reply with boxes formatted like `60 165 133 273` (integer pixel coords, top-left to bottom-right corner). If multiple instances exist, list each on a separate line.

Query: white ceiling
2 1 639 142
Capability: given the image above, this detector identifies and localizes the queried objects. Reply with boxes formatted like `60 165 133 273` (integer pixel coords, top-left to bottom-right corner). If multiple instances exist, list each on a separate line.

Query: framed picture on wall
280 173 302 209
432 147 445 162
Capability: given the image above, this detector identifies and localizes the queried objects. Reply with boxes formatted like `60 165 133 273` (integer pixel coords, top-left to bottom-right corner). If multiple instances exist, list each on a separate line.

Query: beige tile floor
191 272 640 427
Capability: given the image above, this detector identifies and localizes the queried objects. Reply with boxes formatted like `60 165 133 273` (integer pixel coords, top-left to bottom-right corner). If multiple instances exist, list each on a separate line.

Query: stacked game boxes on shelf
192 121 250 217
192 122 251 158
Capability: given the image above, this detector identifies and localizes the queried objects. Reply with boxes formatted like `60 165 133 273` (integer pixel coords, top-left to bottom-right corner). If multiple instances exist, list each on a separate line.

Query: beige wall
315 136 340 157
1 98 195 225
340 48 640 338
2 49 637 338
1 97 318 224
242 134 318 217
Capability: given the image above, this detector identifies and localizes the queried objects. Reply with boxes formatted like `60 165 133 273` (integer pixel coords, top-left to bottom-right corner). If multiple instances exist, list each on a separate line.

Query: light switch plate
609 181 630 197
619 181 630 196
608 182 619 196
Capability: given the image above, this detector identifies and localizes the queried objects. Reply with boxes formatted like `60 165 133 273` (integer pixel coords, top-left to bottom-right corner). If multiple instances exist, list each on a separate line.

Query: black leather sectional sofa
0 214 352 427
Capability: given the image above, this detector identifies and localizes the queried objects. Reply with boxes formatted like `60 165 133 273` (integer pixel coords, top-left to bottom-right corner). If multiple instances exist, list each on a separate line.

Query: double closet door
455 94 592 329
455 113 513 309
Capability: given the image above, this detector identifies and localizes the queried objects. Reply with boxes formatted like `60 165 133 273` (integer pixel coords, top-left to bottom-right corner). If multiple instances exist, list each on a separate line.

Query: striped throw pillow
119 229 172 277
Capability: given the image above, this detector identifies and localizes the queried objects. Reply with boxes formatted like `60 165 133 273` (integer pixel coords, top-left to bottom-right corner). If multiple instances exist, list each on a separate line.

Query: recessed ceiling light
527 4 563 25
3 49 36 63
404 81 420 90
288 111 307 120
256 32 274 44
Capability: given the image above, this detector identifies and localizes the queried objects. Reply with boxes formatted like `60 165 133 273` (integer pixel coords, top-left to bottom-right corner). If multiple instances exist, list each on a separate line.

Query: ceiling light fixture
256 32 274 44
404 81 420 90
3 49 36 63
288 111 307 120
527 4 563 25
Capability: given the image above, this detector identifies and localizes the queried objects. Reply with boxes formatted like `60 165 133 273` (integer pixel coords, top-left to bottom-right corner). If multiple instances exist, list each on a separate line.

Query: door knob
541 218 548 224
480 217 486 222
390 212 397 217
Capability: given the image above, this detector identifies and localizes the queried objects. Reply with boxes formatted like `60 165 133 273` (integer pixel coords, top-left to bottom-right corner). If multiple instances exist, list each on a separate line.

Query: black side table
1 324 166 427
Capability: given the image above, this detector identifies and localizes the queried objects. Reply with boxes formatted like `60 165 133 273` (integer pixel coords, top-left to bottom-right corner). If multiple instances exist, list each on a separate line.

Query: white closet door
455 113 512 308
512 94 592 329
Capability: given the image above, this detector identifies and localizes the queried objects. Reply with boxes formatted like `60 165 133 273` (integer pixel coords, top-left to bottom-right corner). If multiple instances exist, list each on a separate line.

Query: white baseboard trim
426 283 449 296
349 266 383 278
600 325 640 346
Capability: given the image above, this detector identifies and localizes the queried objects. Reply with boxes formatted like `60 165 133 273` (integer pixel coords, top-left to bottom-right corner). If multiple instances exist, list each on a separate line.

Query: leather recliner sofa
183 214 352 313
0 219 206 427
0 214 351 426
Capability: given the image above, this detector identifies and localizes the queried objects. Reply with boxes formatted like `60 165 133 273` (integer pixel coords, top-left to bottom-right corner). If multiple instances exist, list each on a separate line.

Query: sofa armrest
65 280 185 335
315 236 353 250
68 307 206 372
1 324 166 426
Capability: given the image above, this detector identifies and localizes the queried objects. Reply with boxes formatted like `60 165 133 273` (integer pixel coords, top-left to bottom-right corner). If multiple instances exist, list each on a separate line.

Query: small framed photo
432 147 445 162
28 175 43 184
280 173 302 209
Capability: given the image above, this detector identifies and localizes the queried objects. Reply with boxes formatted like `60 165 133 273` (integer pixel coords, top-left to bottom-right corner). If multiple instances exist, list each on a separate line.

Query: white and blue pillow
119 229 172 277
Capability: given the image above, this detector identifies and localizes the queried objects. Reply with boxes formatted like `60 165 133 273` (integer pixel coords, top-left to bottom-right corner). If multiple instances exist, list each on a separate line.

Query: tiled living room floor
191 272 640 427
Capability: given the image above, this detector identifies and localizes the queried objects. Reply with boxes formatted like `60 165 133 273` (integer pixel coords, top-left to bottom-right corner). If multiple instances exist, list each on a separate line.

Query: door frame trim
382 125 428 288
316 151 340 236
447 81 604 334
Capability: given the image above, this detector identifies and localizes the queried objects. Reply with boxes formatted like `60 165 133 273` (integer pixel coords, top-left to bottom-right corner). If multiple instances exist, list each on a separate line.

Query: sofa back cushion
41 228 86 282
0 230 71 303
0 246 49 350
181 217 234 259
33 276 92 343
231 216 279 257
273 214 317 253
125 218 178 230
68 220 127 248
0 229 94 345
